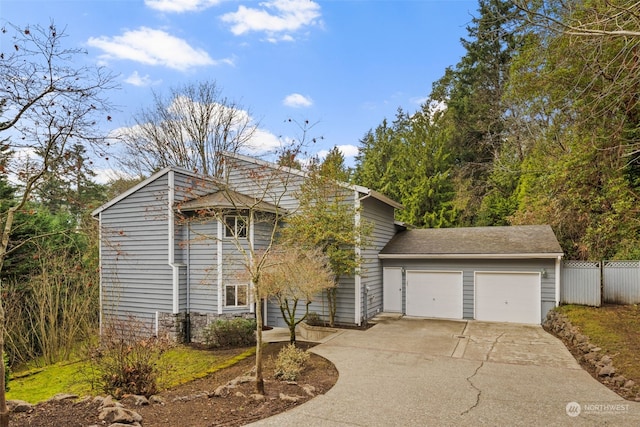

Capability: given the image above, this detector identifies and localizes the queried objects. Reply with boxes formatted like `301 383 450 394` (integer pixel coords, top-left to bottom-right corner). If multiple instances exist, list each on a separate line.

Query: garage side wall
381 258 557 322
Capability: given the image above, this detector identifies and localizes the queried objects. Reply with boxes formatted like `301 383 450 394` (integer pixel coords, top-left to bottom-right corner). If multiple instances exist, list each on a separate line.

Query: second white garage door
475 272 541 324
406 271 463 319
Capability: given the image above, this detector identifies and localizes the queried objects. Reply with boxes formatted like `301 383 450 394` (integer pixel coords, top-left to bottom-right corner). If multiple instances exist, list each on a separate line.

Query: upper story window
224 215 247 238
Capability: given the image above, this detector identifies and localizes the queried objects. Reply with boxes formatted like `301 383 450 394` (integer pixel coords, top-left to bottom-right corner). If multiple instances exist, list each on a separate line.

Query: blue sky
2 0 477 178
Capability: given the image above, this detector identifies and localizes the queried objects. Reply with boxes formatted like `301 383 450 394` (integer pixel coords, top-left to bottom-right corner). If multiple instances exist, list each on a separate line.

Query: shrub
274 344 310 381
88 318 171 398
202 318 257 349
305 312 323 326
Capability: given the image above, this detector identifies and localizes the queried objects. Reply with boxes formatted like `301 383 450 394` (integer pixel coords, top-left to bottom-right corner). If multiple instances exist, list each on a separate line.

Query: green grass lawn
7 345 255 404
557 304 640 383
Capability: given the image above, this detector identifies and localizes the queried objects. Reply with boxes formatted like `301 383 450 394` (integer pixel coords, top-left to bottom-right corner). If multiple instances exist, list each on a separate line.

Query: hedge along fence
562 260 640 306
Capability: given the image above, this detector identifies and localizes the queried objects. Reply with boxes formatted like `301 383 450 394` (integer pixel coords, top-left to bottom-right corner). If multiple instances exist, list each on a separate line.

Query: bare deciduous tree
117 81 258 177
510 0 640 37
0 22 116 426
259 244 334 344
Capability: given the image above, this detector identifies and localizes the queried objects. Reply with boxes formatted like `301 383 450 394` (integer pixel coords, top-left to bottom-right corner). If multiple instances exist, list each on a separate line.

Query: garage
475 272 541 324
379 225 564 324
406 271 462 319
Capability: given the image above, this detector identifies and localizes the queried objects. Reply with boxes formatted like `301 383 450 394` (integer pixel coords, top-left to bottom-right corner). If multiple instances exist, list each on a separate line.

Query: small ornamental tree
259 244 334 344
281 151 369 327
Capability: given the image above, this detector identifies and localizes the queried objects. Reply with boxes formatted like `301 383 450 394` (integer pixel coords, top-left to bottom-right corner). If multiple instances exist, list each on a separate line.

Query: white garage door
406 271 463 319
475 272 541 324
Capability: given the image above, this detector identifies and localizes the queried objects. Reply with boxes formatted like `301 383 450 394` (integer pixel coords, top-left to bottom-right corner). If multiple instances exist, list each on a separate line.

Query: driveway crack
461 361 484 415
461 332 505 415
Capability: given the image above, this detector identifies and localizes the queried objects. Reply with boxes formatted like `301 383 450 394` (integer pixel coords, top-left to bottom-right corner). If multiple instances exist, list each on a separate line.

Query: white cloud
93 167 137 185
245 128 282 154
221 0 321 41
283 93 313 108
145 0 222 13
336 144 359 158
124 71 161 87
317 144 359 161
87 27 222 71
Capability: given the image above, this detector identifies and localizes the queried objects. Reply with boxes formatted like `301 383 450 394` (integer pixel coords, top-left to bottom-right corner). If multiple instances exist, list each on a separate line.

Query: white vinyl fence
561 260 640 306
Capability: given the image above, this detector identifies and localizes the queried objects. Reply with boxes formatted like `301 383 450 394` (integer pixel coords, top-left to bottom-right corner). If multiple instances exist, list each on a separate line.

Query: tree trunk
0 291 8 427
327 287 337 327
254 292 264 395
288 323 296 345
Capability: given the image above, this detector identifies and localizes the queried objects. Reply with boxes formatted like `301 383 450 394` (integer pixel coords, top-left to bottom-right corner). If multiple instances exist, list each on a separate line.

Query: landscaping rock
108 423 142 427
250 394 265 401
597 365 615 377
172 391 210 402
228 375 254 386
574 334 588 344
149 395 166 405
51 393 78 402
99 395 122 408
213 384 229 397
302 384 316 396
624 380 636 389
601 355 612 365
612 375 627 386
99 407 143 424
7 399 33 413
129 395 149 406
279 393 302 403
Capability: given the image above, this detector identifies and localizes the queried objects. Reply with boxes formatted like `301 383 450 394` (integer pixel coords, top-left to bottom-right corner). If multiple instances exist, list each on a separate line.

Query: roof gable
222 151 403 210
379 225 564 259
91 166 218 217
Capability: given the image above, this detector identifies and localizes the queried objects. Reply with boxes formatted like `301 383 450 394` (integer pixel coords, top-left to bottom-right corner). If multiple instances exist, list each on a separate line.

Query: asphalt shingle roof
379 225 563 258
177 189 281 213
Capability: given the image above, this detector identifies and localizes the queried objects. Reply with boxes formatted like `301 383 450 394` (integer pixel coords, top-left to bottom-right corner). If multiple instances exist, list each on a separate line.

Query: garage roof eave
378 253 565 260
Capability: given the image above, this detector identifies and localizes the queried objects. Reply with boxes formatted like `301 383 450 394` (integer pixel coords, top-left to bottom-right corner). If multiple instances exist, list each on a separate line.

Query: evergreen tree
431 0 522 224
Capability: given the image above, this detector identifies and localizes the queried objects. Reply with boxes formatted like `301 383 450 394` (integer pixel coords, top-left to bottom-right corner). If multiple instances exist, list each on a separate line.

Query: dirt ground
10 341 338 427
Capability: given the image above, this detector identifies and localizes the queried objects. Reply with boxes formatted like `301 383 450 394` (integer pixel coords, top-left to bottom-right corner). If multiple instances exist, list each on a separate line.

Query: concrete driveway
253 318 640 426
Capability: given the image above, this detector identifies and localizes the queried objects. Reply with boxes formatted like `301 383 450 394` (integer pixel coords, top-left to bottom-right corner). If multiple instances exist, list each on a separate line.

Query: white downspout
168 170 180 314
555 255 562 306
217 219 223 314
354 190 363 326
249 210 255 314
97 212 103 336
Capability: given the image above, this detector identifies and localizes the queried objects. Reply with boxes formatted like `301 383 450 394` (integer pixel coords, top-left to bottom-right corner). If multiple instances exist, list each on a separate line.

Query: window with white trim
224 215 247 238
225 284 248 307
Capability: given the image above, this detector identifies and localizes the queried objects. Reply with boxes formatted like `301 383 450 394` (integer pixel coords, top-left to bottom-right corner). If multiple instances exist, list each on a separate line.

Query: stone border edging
543 310 640 402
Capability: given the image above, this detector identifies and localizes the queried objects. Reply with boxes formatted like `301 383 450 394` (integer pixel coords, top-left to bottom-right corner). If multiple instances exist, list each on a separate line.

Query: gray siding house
92 152 403 341
93 152 564 341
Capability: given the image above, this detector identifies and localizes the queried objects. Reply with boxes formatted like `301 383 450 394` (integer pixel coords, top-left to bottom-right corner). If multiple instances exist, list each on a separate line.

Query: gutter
378 253 565 260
